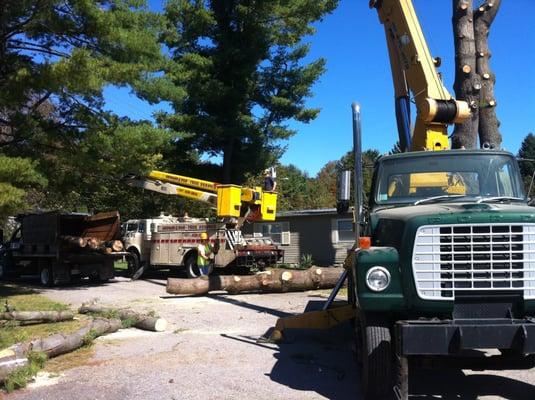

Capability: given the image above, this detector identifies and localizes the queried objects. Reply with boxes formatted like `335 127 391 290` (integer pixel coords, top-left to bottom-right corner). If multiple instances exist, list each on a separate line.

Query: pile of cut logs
60 236 124 254
0 302 167 383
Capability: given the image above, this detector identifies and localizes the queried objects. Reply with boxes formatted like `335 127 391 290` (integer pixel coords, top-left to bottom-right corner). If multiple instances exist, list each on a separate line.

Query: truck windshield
375 153 526 205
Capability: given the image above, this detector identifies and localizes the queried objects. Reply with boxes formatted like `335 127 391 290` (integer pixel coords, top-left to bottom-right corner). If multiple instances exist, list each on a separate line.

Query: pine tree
139 0 338 183
518 133 535 195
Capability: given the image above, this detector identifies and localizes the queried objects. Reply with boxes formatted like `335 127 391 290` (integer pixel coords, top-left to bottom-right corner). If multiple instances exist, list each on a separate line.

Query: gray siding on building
243 209 354 267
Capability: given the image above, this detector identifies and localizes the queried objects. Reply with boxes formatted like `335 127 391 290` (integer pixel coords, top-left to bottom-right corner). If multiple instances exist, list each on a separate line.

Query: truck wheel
40 265 54 287
0 261 6 281
128 251 145 280
185 254 201 278
359 315 392 399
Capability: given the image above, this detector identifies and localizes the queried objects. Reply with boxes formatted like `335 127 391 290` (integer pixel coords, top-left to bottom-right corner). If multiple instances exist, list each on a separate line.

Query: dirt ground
3 271 535 400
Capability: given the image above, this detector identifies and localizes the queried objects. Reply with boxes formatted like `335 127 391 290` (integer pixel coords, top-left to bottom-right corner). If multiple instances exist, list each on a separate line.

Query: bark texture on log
78 304 167 332
474 0 502 149
60 236 87 248
452 0 479 149
166 267 344 295
0 318 121 382
0 311 74 324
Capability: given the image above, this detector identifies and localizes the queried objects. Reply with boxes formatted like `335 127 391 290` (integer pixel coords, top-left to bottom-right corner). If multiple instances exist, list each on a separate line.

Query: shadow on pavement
410 368 535 399
207 294 293 318
267 321 360 400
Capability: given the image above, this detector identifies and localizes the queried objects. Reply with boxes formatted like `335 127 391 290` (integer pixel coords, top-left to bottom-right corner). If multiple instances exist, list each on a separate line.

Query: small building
242 208 354 267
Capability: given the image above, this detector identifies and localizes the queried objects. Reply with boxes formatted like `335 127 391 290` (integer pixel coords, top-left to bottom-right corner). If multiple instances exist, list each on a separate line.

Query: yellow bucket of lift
217 185 242 217
260 192 277 221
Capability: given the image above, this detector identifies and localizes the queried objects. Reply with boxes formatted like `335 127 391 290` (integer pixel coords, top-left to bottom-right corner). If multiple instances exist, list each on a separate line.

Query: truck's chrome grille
412 224 535 300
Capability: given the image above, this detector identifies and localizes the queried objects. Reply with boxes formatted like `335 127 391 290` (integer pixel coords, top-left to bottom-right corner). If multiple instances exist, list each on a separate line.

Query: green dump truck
349 147 535 399
0 211 127 286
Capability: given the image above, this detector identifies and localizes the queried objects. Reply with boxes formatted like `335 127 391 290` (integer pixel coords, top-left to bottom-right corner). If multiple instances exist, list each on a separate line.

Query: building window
255 222 290 245
334 219 354 243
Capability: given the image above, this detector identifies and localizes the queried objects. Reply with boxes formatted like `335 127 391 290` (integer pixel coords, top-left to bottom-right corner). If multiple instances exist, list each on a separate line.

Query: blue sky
104 0 535 176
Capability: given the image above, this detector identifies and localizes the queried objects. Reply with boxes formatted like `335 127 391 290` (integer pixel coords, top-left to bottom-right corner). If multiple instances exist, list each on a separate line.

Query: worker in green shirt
197 232 214 276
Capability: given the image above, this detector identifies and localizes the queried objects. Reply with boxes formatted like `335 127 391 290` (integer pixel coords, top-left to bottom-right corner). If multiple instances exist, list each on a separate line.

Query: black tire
0 261 6 281
127 250 145 280
359 314 393 400
185 253 201 278
39 264 54 287
0 251 13 281
0 256 7 281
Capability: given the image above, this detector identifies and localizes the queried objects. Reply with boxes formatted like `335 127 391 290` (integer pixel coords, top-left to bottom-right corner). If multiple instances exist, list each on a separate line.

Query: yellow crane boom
125 170 277 222
371 0 471 151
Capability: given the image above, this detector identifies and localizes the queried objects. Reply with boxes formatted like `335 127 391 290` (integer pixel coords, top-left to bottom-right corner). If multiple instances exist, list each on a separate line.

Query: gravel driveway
4 272 535 400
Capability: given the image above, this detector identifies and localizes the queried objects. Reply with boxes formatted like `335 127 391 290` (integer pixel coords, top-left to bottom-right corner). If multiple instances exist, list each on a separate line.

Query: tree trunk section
451 0 479 149
0 318 122 381
474 0 502 149
222 138 235 183
108 240 123 252
166 267 344 295
78 304 167 332
0 311 74 324
60 236 87 248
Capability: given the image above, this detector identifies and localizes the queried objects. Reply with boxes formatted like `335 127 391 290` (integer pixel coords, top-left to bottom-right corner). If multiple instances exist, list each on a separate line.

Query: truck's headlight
365 266 391 292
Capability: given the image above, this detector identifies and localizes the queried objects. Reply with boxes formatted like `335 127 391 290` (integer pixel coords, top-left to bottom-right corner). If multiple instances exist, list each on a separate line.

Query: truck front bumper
397 318 535 356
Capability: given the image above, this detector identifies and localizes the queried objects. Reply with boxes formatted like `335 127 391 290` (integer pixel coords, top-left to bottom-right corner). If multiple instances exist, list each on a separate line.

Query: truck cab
354 149 535 398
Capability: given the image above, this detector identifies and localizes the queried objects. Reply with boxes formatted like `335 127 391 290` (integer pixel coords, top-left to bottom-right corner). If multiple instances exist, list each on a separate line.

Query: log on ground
0 311 74 324
0 318 121 382
78 304 167 332
166 266 345 295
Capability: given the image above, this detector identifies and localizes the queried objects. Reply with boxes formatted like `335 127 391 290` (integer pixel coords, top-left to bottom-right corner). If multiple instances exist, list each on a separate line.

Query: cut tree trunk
60 235 87 248
86 237 102 250
108 240 123 252
451 0 479 149
0 318 122 382
474 0 502 148
78 304 167 332
166 267 345 295
0 311 74 324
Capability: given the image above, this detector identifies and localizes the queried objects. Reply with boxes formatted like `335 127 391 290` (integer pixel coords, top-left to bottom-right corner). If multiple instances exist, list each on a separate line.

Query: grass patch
0 287 86 349
173 328 189 334
0 289 69 312
3 351 47 392
45 346 95 373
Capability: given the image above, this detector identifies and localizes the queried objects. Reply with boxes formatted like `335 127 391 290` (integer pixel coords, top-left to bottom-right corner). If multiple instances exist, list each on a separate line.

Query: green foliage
82 329 100 347
0 0 165 218
298 254 314 269
0 156 46 222
3 351 47 393
518 133 535 196
277 164 312 211
140 0 339 182
338 149 381 203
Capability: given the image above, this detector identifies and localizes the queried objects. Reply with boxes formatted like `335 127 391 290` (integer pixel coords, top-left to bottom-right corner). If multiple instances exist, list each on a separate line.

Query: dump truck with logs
0 211 128 286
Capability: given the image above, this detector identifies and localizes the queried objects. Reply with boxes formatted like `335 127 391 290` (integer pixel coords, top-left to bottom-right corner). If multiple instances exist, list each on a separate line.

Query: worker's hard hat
200 232 208 240
264 169 270 175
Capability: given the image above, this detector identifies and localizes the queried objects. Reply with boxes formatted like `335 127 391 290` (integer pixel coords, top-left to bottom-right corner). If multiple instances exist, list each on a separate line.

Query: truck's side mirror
337 170 351 214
